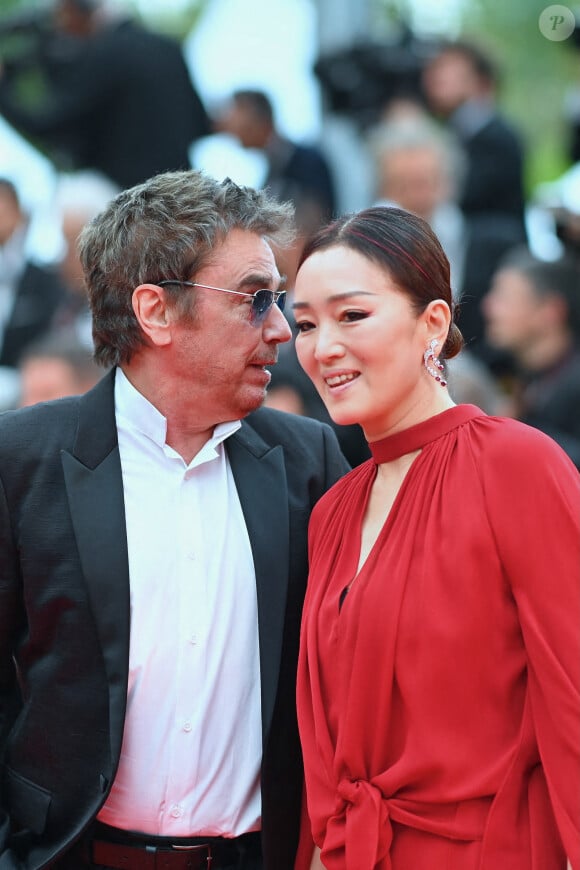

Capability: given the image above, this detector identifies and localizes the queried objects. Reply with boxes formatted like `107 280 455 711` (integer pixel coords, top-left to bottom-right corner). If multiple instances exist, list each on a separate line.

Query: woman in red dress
292 207 580 870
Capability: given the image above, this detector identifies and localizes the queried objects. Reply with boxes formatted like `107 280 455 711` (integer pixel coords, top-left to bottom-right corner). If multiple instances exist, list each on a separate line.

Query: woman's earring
423 339 447 386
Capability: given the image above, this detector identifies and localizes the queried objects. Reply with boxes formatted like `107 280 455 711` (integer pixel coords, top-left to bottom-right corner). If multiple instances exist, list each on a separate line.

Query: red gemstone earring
423 339 447 386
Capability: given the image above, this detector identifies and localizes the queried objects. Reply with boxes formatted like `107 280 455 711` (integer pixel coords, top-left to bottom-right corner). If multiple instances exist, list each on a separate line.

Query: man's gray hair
368 116 467 200
78 169 296 367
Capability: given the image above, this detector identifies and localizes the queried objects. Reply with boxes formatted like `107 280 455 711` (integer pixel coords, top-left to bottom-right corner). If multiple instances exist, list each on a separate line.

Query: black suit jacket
518 348 580 470
0 370 349 870
265 141 337 225
458 113 526 229
456 213 527 372
0 262 65 369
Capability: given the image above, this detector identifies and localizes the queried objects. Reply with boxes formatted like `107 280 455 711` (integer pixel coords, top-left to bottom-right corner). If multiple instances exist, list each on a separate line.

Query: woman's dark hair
298 205 463 359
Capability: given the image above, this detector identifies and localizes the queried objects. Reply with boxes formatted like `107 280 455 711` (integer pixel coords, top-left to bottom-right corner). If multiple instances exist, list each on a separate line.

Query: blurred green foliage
0 0 27 13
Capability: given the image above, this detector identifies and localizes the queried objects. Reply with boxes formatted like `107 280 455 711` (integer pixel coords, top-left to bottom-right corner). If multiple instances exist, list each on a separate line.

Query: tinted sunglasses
157 280 286 325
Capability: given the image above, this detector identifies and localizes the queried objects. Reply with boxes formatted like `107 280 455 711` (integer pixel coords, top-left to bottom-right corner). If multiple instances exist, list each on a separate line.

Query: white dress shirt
98 368 262 836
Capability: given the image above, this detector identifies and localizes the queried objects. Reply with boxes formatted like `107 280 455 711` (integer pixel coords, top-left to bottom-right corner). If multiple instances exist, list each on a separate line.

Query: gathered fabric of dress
296 405 580 870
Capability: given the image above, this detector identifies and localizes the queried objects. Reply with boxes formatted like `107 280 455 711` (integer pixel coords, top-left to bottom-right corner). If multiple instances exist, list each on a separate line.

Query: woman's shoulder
467 413 576 465
463 413 580 496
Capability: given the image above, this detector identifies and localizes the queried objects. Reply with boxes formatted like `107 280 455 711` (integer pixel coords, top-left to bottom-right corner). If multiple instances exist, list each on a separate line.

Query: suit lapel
60 374 291 758
227 423 289 746
61 371 130 763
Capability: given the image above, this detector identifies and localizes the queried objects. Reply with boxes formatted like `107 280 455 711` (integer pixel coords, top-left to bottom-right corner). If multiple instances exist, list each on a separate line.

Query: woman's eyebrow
293 290 376 310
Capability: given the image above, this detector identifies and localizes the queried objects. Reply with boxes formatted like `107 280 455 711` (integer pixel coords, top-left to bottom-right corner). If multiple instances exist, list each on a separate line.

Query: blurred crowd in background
0 0 579 469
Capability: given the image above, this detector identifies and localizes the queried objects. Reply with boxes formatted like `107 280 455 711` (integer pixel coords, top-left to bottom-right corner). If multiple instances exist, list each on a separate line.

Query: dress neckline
368 404 484 464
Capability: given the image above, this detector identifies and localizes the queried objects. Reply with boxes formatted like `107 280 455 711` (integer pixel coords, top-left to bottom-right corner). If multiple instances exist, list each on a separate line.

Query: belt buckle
171 842 212 868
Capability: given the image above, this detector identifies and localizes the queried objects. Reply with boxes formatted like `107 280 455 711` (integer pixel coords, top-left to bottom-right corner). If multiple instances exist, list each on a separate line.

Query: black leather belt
90 826 261 869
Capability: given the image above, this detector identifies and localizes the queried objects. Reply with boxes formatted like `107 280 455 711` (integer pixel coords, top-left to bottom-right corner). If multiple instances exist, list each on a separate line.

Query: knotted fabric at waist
323 778 489 870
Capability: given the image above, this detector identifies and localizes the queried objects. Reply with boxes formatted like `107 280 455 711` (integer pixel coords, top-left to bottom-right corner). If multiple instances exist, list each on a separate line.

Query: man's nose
263 303 292 344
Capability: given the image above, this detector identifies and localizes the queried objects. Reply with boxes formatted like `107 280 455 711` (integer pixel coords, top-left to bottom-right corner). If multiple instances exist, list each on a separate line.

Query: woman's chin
327 407 362 429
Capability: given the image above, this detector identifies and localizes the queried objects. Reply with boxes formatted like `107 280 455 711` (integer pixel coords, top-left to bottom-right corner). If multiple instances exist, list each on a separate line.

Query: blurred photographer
0 0 210 190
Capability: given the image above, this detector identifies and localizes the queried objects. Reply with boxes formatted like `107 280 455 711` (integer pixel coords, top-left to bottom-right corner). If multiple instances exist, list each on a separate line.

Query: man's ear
132 284 172 348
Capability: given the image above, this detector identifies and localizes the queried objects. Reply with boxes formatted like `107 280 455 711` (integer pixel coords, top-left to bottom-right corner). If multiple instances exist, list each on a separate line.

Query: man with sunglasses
0 170 349 870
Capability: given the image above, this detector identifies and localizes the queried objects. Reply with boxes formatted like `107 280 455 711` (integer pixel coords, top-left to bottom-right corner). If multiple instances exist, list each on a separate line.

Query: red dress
296 405 580 870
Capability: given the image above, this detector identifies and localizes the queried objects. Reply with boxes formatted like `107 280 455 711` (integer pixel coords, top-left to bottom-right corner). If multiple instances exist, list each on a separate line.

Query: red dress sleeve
480 424 580 867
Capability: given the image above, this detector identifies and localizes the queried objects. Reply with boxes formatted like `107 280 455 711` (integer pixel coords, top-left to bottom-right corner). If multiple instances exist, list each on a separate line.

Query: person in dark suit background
419 41 529 374
215 89 337 224
0 169 349 870
422 39 527 238
0 0 210 190
0 177 65 369
215 90 337 244
483 247 580 468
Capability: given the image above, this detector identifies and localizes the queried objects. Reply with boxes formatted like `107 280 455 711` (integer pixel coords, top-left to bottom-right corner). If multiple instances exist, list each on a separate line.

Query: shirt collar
114 367 241 462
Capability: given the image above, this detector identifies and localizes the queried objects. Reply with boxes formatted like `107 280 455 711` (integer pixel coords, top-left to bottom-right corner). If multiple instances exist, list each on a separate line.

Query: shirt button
189 634 198 645
171 805 182 819
187 552 196 561
183 720 192 732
